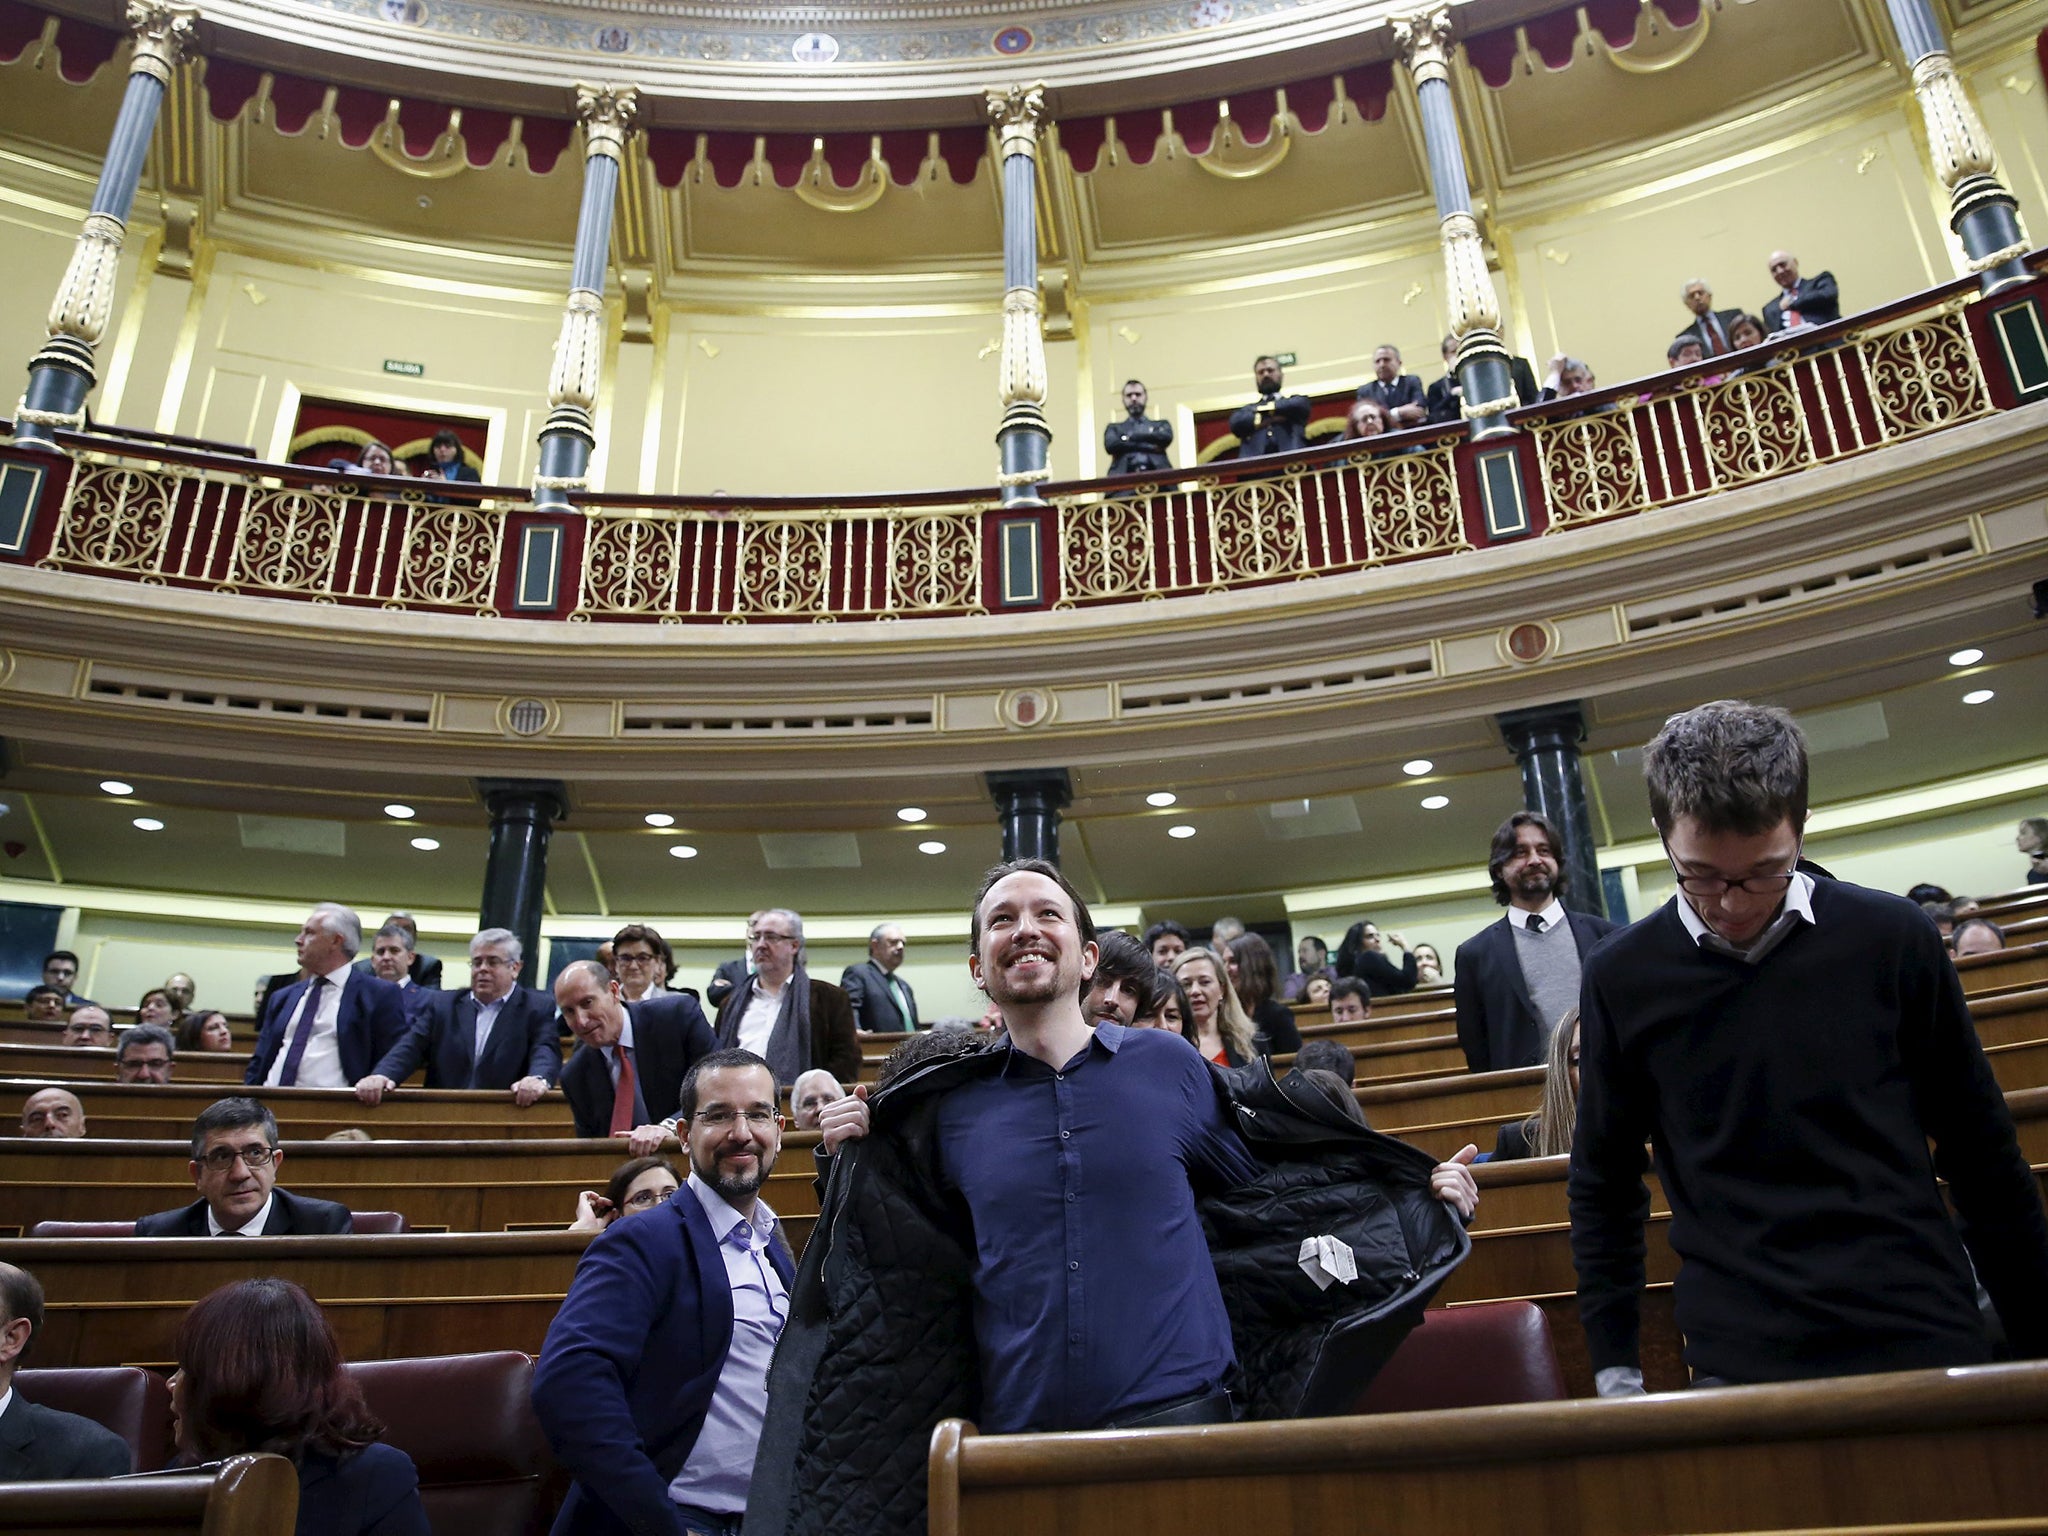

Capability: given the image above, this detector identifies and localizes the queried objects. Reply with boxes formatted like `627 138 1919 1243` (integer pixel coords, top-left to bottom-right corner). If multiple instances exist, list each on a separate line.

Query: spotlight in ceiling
132 817 165 831
383 804 416 820
100 779 134 797
896 807 927 823
1168 824 1198 839
1146 792 1178 807
668 844 699 859
1962 689 1995 705
1402 760 1434 777
1947 647 1984 667
1420 795 1451 810
409 837 440 851
643 812 676 827
918 840 947 855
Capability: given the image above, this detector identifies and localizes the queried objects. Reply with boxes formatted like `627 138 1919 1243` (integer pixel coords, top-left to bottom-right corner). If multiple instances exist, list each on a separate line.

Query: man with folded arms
1571 701 2048 1392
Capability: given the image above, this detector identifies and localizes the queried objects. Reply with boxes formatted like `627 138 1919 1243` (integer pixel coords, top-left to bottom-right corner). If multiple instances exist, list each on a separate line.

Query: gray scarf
725 963 813 1088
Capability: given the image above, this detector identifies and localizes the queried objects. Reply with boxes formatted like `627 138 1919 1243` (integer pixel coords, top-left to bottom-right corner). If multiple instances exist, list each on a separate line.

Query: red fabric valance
643 125 986 190
1466 0 1703 88
1059 61 1392 174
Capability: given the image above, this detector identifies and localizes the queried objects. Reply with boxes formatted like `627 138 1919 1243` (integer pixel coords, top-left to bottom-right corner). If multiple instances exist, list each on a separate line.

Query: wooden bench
0 1042 247 1083
1959 938 2048 992
0 1080 576 1141
0 1451 298 1535
927 1361 2048 1536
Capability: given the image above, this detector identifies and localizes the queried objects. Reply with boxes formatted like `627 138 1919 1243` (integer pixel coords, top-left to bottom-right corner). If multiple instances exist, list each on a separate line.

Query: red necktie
609 1047 638 1135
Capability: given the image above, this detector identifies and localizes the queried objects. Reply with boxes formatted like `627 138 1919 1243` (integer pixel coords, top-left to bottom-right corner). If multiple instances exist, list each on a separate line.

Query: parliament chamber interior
2 0 2048 1526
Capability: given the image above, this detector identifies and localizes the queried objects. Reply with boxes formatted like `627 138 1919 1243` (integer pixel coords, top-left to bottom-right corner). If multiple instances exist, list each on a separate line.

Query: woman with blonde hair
1492 1006 1580 1161
1171 946 1258 1066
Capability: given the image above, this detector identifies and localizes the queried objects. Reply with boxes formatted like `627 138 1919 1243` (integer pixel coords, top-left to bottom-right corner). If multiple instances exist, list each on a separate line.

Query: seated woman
1226 934 1301 1054
1491 1006 1579 1161
568 1154 681 1233
175 1010 236 1053
417 429 479 486
1170 946 1258 1066
1303 974 1332 1006
172 1278 428 1536
137 988 176 1026
1132 968 1191 1034
1412 942 1446 987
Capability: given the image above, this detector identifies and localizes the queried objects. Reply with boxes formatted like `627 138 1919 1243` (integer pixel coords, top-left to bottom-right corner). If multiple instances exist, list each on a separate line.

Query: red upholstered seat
350 1352 560 1536
15 1366 174 1471
27 1221 135 1237
348 1211 408 1234
1351 1301 1568 1414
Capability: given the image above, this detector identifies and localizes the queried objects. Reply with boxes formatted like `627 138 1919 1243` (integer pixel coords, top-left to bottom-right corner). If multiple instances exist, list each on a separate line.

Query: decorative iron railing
3 266 2042 624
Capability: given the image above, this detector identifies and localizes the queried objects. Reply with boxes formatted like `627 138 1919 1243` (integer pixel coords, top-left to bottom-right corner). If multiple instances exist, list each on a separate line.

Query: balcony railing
3 263 2042 625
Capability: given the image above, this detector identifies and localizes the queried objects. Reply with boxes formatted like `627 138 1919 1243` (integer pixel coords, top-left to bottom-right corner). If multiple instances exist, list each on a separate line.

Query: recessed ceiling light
918 840 947 855
384 804 416 820
896 807 927 823
132 817 164 831
668 844 699 859
1948 647 1984 667
1146 792 1178 808
1402 760 1434 777
643 812 676 827
100 779 134 796
409 837 440 851
1420 795 1451 810
1962 689 1994 705
1168 824 1197 839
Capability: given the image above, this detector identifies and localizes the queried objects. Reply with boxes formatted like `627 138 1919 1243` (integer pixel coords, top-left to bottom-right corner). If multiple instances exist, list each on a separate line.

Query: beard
1257 378 1279 397
695 1143 774 1205
1514 866 1556 899
984 944 1081 1007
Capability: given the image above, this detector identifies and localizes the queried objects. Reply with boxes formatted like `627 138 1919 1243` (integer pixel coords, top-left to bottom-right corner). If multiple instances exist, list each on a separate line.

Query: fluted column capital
125 0 197 85
986 83 1048 160
575 83 639 162
1392 5 1455 88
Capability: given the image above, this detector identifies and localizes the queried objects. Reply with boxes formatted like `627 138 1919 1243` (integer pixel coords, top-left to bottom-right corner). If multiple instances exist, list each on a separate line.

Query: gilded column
987 84 1052 505
1394 5 1517 440
1882 0 2028 291
533 84 637 513
13 0 196 450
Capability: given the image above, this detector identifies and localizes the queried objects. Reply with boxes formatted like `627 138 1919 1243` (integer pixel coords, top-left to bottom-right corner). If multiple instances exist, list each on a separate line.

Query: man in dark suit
0 1262 133 1480
1675 279 1746 358
1228 355 1311 459
1454 811 1618 1074
1105 379 1175 477
363 922 439 1028
555 959 718 1148
840 923 918 1033
1355 344 1427 428
1762 251 1840 335
246 903 409 1089
712 909 860 1088
134 1097 353 1237
353 928 562 1106
534 1049 794 1536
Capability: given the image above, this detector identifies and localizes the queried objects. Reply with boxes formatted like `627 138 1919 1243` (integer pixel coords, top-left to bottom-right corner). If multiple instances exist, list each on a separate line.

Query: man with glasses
610 923 676 1004
710 909 859 1089
353 929 561 1105
1572 701 2048 1394
535 1048 792 1536
59 1006 113 1048
133 1097 351 1235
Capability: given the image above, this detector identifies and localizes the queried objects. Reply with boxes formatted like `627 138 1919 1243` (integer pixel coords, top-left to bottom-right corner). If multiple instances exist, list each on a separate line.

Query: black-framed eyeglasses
614 950 657 965
198 1145 275 1172
1665 839 1802 898
621 1186 676 1210
691 1108 784 1130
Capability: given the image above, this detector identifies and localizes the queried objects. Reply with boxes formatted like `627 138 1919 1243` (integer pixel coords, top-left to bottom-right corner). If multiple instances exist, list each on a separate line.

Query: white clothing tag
1296 1234 1359 1291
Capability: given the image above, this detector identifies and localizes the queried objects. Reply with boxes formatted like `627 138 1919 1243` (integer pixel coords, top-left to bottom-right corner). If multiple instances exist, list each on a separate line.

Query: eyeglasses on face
614 950 657 965
470 955 514 969
691 1107 785 1130
1671 870 1799 898
746 931 798 946
198 1144 276 1172
621 1186 677 1209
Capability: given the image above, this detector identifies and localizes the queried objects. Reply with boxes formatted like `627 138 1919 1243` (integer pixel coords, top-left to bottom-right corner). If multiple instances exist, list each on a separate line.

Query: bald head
0 1261 43 1387
20 1088 85 1138
1768 251 1800 290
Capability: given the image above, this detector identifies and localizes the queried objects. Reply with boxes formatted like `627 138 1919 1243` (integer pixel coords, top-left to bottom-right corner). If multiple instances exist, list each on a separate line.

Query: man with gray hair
1571 700 2048 1395
245 902 408 1088
114 1023 174 1084
711 909 859 1087
1675 278 1745 358
840 922 918 1033
354 928 560 1104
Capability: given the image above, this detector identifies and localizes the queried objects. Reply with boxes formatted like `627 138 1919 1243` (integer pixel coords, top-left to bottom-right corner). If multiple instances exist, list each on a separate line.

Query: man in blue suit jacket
353 929 562 1105
245 903 409 1089
533 1049 794 1536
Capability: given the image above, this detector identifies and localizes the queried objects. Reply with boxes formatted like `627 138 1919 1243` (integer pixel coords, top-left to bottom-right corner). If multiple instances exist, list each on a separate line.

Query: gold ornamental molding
125 0 199 84
986 83 1048 161
48 214 129 351
1390 3 1454 87
576 83 639 164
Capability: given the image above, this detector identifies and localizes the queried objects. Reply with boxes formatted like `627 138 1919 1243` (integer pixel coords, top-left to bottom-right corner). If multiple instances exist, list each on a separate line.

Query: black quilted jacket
744 1031 1470 1536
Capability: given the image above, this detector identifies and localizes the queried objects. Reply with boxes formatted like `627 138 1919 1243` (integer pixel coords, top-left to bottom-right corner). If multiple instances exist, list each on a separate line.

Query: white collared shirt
1673 870 1817 963
206 1193 275 1236
1507 899 1567 934
264 963 356 1088
736 981 783 1058
0 1387 13 1420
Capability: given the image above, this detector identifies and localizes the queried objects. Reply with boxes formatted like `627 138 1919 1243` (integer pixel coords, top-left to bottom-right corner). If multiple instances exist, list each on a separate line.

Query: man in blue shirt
820 859 1477 1432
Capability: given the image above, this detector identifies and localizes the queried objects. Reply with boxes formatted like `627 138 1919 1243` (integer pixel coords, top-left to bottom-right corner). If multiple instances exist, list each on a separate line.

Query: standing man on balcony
1104 380 1175 477
1675 280 1745 358
1355 345 1428 428
1228 356 1311 459
1762 252 1840 335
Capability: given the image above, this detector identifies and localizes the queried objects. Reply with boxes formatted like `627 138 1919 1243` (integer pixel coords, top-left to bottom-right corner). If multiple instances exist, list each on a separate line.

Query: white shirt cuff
1595 1366 1646 1397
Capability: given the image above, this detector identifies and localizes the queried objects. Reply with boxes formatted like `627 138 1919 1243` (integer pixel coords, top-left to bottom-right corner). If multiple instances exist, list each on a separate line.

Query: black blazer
560 992 718 1139
705 958 749 1013
1762 272 1839 333
1335 929 1418 998
352 953 443 990
1228 393 1311 458
0 1391 132 1480
245 970 410 1086
295 1443 430 1536
1675 308 1748 356
1250 997 1300 1055
839 960 917 1033
133 1186 354 1237
370 984 561 1090
1428 357 1541 423
1452 910 1618 1074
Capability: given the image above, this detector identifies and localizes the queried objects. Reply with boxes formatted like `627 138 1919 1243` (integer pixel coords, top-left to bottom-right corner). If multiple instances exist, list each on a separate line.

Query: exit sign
383 359 425 377
1275 352 1298 367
